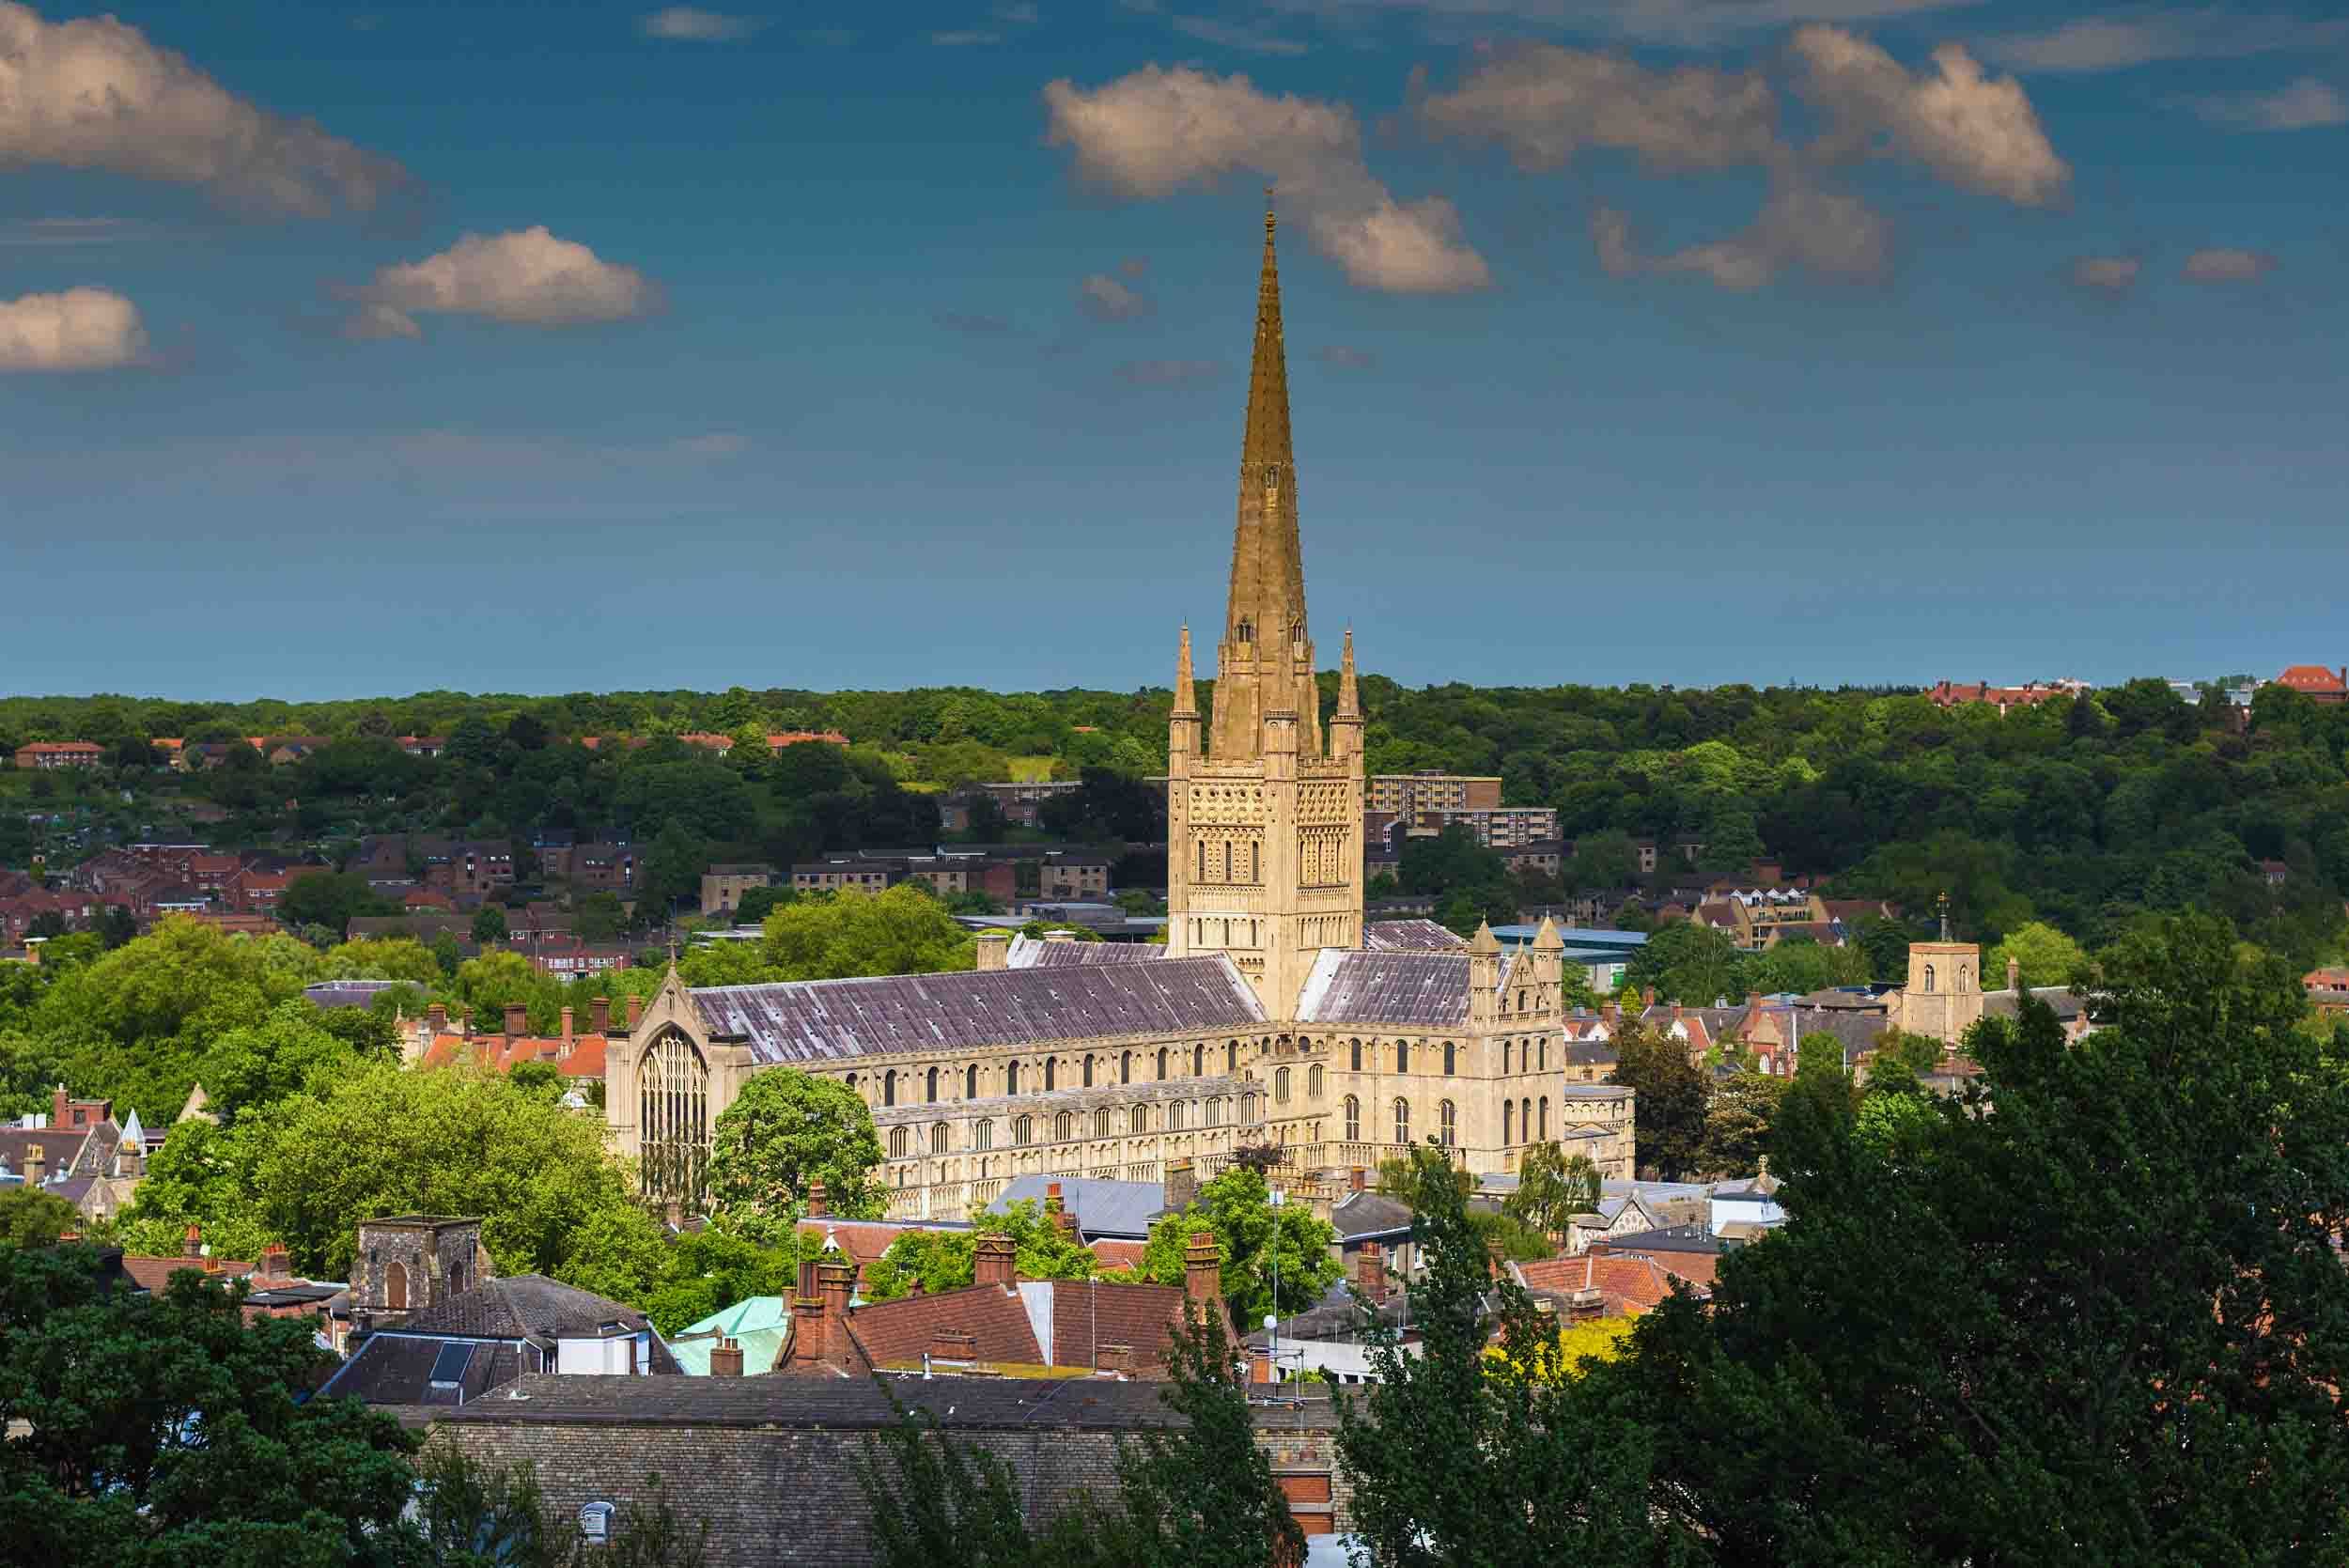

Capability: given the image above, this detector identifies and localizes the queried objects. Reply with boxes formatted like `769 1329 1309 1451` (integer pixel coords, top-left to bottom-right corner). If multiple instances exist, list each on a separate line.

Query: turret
1330 628 1362 767
1468 920 1502 1029
1169 625 1199 780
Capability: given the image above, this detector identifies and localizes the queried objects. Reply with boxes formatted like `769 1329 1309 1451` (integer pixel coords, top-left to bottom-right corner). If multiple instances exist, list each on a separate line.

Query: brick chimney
626 995 644 1030
428 1002 448 1035
930 1327 976 1361
806 1180 829 1219
709 1337 745 1377
974 931 1009 972
182 1222 202 1260
590 994 611 1034
260 1242 290 1281
1097 1342 1135 1377
560 1006 574 1043
1183 1231 1221 1309
52 1084 68 1126
1349 1166 1366 1192
974 1234 1017 1289
1045 1182 1078 1241
818 1259 857 1374
1356 1241 1386 1304
2007 955 2020 992
504 1002 527 1038
1163 1157 1198 1217
23 1143 45 1188
1746 991 1762 1015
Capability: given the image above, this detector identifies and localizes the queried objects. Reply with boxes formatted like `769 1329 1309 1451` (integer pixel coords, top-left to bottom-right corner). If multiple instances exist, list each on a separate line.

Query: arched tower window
1157 1047 1169 1079
1226 1040 1237 1071
1006 1061 1020 1095
1170 1101 1187 1131
1192 1044 1206 1077
1308 1064 1324 1099
1439 1100 1456 1147
1131 1105 1150 1135
1395 1041 1408 1074
1392 1098 1410 1145
1121 1050 1134 1085
1443 1042 1455 1077
1056 1110 1073 1141
975 1119 993 1151
386 1260 409 1311
883 1070 896 1108
1095 1107 1112 1139
931 1123 949 1155
1045 1057 1057 1091
1923 964 1937 993
1503 1100 1515 1144
1343 1095 1360 1141
889 1126 908 1158
1502 1041 1512 1074
1083 1056 1096 1088
639 1028 710 1206
1014 1115 1033 1146
1350 1039 1362 1071
1539 1097 1550 1139
1275 1066 1292 1103
926 1067 940 1103
965 1064 979 1099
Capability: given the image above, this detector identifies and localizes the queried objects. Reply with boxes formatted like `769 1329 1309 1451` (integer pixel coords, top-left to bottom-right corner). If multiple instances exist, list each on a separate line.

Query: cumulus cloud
639 8 766 40
2182 248 2278 283
1977 11 2348 73
2067 255 2140 292
0 286 146 372
0 1 412 218
1043 65 1488 293
1421 27 2063 293
1312 344 1376 369
1116 358 1219 386
1788 26 2068 206
1078 272 1154 320
339 227 657 339
2186 78 2349 132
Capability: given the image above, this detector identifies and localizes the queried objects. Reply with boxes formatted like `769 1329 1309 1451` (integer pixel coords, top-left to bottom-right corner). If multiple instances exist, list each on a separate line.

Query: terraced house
603 210 1632 1219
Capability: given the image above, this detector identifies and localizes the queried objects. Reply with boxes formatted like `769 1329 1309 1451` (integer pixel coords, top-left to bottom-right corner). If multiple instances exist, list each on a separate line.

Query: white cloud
1268 0 1981 49
1789 26 2068 206
0 1 411 218
0 286 146 371
1423 28 2061 292
639 8 766 40
339 227 658 339
1414 46 1779 172
1043 65 1489 293
2186 78 2349 132
1078 272 1155 320
1170 15 1310 54
2067 255 2140 291
2182 247 2278 283
1977 10 2348 73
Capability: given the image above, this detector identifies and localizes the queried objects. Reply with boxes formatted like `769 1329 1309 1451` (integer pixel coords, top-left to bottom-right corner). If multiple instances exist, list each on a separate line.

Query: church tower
1167 205 1365 1015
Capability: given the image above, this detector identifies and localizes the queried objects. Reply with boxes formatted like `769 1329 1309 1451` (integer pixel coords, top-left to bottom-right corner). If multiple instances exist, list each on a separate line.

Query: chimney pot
560 1006 574 1043
504 1002 527 1038
1357 1241 1386 1304
590 994 611 1034
1183 1230 1221 1309
974 931 1009 971
1349 1166 1365 1192
974 1234 1017 1288
709 1337 745 1376
428 1002 448 1033
626 995 644 1029
182 1222 202 1259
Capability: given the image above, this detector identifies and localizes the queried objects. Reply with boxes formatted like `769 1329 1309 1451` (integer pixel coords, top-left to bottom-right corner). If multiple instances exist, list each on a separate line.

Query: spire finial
1337 627 1360 720
1265 186 1276 233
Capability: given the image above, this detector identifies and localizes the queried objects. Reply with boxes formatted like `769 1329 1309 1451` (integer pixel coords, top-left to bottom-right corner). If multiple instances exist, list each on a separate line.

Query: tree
1611 912 2349 1561
1136 1166 1340 1329
1691 1070 1785 1178
1982 919 2090 989
1606 1022 1710 1179
1505 1141 1602 1241
472 903 510 945
193 1001 364 1126
758 885 974 979
1626 920 1746 1006
862 1200 1097 1301
319 936 443 986
0 1186 81 1248
575 890 630 942
277 870 397 939
706 1068 885 1235
0 1246 420 1561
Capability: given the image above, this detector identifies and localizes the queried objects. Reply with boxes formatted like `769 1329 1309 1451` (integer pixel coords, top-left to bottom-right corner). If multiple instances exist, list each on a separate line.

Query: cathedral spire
1212 195 1315 760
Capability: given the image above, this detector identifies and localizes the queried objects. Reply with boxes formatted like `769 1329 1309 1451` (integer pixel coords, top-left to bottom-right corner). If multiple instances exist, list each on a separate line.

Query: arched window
1006 1061 1020 1094
385 1259 409 1311
1308 1064 1324 1099
1243 1092 1259 1123
1046 1058 1057 1091
1206 1097 1223 1127
1503 1100 1515 1144
1227 1040 1238 1071
1538 1038 1547 1071
1083 1056 1096 1088
639 1028 709 1206
1343 1095 1360 1141
1131 1105 1150 1135
1014 1115 1033 1146
845 1073 858 1094
965 1064 979 1099
1275 1066 1292 1104
1503 1040 1513 1074
1350 1039 1362 1071
1442 1042 1455 1077
883 1070 896 1108
1056 1110 1073 1141
1439 1100 1456 1147
1392 1098 1410 1145
1157 1047 1169 1080
1517 989 1527 1012
1395 1041 1408 1074
926 1066 940 1103
889 1126 909 1158
931 1122 949 1155
1192 1044 1206 1077
447 1262 468 1296
1539 1097 1550 1139
1521 1097 1532 1139
1958 964 1971 990
1923 964 1937 993
1121 1051 1133 1085
1094 1107 1111 1139
1169 1101 1186 1131
975 1118 993 1151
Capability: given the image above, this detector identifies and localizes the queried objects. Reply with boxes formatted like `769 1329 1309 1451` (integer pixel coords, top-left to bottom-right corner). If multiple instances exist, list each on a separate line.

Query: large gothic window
976 1119 994 1151
1309 1064 1324 1099
1056 1110 1073 1142
931 1123 949 1155
1392 1098 1410 1145
1275 1066 1291 1103
639 1029 709 1207
1343 1095 1360 1141
1014 1115 1034 1146
1439 1100 1456 1147
1170 1101 1186 1131
889 1126 908 1158
1131 1105 1150 1135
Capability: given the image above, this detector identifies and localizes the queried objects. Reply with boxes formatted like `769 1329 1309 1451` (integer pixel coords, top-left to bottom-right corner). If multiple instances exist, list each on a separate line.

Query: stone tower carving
1168 205 1364 1014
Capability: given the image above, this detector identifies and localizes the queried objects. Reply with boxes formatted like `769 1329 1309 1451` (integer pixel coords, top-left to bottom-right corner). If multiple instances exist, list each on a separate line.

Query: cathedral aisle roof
1297 949 1514 1028
690 955 1268 1064
1006 935 1166 969
1361 919 1468 953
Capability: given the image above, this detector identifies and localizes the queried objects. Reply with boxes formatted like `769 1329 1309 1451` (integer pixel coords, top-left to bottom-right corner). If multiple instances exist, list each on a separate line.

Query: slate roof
1297 950 1482 1027
1006 935 1165 969
432 1372 1179 1430
320 1333 531 1411
689 956 1268 1065
1361 919 1468 953
394 1275 675 1358
1982 986 2087 1020
1329 1189 1413 1241
990 1175 1167 1239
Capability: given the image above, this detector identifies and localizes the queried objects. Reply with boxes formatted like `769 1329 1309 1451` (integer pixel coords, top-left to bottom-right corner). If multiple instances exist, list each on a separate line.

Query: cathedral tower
1168 205 1364 1014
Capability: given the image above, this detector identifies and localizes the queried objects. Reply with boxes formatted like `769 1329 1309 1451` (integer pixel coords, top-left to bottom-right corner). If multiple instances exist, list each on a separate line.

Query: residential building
2274 664 2348 705
1365 771 1501 815
13 741 103 770
604 212 1626 1225
699 863 774 914
790 857 904 893
1924 679 2086 714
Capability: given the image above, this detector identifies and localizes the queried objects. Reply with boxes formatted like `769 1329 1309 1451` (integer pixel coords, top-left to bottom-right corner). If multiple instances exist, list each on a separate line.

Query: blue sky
1 0 2342 700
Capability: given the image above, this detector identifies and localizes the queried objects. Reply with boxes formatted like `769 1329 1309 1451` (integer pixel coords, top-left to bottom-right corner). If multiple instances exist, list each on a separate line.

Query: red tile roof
1514 1252 1701 1315
2277 664 2347 695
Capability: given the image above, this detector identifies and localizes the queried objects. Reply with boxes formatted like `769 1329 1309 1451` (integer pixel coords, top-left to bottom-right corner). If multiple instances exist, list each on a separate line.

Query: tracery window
1170 1101 1187 1131
639 1029 709 1206
975 1118 993 1151
1343 1094 1360 1141
1275 1066 1292 1104
931 1123 949 1155
1439 1100 1456 1147
889 1126 908 1158
1014 1115 1033 1146
1130 1106 1150 1135
1056 1110 1073 1141
1392 1097 1410 1145
1095 1108 1112 1139
1308 1064 1324 1099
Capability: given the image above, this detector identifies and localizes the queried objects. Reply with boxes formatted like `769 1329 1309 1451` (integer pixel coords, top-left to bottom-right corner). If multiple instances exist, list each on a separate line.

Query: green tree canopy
707 1067 886 1236
1136 1166 1340 1329
1982 918 2092 989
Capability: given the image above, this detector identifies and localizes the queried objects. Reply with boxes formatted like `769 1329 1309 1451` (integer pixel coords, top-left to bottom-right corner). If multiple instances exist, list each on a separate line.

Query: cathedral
605 209 1633 1219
